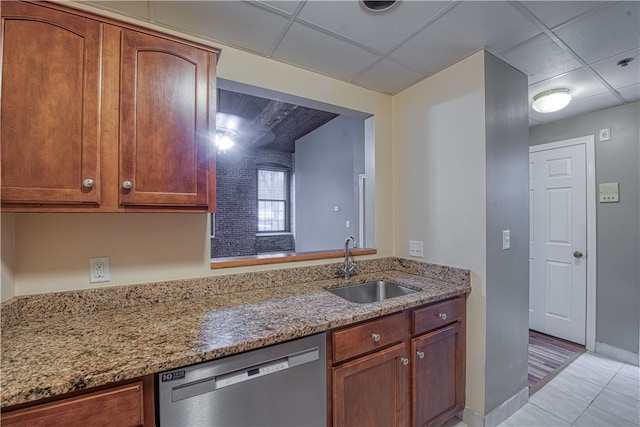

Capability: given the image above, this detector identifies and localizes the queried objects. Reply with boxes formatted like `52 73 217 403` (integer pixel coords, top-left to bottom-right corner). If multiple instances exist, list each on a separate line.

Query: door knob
573 251 583 259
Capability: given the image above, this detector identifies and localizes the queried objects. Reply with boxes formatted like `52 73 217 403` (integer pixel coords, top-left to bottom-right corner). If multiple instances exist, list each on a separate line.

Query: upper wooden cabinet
119 30 215 208
0 1 219 212
0 1 101 205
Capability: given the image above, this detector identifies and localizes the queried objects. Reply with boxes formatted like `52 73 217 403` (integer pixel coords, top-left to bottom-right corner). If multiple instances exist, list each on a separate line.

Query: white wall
392 51 487 415
0 7 394 296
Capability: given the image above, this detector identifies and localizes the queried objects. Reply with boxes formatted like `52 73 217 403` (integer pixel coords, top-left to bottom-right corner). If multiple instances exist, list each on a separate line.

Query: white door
529 143 587 345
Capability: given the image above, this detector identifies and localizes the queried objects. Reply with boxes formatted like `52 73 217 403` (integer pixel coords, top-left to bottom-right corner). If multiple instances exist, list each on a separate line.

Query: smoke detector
361 1 398 12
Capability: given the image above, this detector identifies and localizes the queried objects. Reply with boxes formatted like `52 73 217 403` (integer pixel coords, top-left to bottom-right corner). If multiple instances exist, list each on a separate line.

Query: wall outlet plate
409 240 424 257
90 257 110 283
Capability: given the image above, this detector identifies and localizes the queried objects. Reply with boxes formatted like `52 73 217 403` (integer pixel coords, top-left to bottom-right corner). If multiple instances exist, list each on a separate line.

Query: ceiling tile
154 1 289 55
297 1 450 53
272 21 380 80
389 2 541 73
520 1 607 29
351 58 426 94
553 2 640 65
529 90 620 124
591 49 640 91
82 1 150 20
502 34 582 84
618 83 640 103
256 1 302 15
528 68 609 104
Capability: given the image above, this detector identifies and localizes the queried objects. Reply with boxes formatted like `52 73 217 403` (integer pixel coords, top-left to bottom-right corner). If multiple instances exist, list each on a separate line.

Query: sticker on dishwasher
161 370 185 382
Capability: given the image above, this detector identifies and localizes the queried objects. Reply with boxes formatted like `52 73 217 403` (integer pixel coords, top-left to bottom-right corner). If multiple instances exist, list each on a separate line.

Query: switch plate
598 128 610 142
502 230 511 250
409 240 423 257
90 257 110 283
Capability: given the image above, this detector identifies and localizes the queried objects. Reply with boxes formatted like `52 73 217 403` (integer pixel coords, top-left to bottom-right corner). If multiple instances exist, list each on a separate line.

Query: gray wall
483 53 531 412
530 102 640 354
295 116 365 252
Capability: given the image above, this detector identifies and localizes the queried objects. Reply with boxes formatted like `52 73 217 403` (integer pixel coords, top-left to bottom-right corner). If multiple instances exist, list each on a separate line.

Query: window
257 168 290 232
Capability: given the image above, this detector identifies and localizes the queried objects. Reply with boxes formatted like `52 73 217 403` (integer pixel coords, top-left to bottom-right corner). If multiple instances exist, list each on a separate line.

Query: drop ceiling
77 0 640 126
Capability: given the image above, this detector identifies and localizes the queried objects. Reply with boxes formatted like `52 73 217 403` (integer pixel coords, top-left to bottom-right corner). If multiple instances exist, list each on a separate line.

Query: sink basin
327 280 418 304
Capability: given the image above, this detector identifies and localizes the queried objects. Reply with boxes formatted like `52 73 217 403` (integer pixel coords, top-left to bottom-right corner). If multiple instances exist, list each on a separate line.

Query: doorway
529 135 597 351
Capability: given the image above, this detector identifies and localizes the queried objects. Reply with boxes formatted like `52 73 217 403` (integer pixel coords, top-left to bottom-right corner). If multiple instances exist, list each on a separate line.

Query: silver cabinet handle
417 351 425 359
400 358 409 366
122 180 133 190
371 333 381 342
82 178 95 188
574 251 583 258
439 313 447 321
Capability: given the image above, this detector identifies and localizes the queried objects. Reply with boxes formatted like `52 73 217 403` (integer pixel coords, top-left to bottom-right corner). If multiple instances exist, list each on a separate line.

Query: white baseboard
460 387 529 427
595 341 639 366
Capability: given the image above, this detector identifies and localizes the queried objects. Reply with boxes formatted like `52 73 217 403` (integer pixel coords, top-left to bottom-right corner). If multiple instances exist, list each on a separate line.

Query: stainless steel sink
327 280 418 304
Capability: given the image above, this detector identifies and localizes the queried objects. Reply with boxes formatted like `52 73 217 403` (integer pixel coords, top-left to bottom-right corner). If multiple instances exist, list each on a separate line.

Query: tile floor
444 351 640 427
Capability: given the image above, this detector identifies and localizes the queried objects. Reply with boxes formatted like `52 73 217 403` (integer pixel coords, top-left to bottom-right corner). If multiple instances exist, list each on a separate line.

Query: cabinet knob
400 357 409 366
439 313 447 321
122 180 133 190
82 178 95 188
417 351 425 359
371 333 381 342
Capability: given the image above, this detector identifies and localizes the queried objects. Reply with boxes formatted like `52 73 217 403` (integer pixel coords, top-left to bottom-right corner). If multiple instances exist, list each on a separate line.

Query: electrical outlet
409 240 424 257
90 257 110 283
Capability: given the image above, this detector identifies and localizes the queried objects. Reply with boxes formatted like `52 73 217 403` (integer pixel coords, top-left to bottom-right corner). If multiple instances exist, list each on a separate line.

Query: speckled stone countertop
1 257 470 408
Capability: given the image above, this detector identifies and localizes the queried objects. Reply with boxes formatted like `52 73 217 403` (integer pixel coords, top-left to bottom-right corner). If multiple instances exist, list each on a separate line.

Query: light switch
502 230 511 250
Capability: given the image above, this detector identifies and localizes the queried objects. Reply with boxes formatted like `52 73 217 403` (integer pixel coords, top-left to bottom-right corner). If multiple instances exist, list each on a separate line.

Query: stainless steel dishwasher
158 333 326 427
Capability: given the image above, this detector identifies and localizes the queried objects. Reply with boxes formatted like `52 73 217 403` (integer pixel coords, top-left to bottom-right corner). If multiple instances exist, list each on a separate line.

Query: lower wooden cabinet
329 296 466 427
1 376 154 427
412 322 465 427
332 343 409 427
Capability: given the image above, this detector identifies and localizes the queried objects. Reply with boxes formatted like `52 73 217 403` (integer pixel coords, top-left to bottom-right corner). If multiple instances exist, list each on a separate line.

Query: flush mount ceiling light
532 88 571 113
216 128 238 150
361 0 398 12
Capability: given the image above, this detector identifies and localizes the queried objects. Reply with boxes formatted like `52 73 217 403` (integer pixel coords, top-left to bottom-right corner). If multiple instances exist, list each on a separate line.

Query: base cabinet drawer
1 377 154 427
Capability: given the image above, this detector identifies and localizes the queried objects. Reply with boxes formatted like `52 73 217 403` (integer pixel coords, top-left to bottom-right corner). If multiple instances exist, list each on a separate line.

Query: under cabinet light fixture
532 88 571 113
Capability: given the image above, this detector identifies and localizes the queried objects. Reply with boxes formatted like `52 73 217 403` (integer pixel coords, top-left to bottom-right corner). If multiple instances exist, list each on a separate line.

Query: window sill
255 232 293 236
211 248 377 269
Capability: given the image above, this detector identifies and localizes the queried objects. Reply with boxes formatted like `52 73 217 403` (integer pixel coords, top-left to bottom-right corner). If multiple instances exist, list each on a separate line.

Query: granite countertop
0 257 471 408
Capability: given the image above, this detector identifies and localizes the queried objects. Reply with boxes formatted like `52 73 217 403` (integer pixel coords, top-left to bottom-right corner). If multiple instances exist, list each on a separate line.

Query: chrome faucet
337 236 357 279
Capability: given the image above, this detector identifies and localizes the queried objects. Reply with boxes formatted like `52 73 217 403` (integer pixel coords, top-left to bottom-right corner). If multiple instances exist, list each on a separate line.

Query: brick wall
212 148 294 258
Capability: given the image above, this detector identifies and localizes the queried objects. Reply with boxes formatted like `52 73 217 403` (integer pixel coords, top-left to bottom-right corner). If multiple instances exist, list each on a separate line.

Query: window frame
256 165 291 234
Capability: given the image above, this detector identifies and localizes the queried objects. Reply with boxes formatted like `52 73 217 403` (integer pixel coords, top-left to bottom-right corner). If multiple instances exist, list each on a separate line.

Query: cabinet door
332 343 408 427
1 381 149 427
1 2 101 205
412 322 465 427
120 30 215 209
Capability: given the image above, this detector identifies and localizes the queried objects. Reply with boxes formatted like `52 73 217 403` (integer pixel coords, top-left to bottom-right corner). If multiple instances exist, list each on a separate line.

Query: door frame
529 135 596 351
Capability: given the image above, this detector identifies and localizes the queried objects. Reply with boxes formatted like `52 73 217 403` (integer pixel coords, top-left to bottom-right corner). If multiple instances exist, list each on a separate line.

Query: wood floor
528 330 586 395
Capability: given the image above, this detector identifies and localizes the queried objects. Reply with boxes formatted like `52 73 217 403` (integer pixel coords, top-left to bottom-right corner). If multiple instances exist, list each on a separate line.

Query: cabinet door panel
332 343 408 427
1 382 145 427
412 323 464 427
120 30 213 207
1 2 100 204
